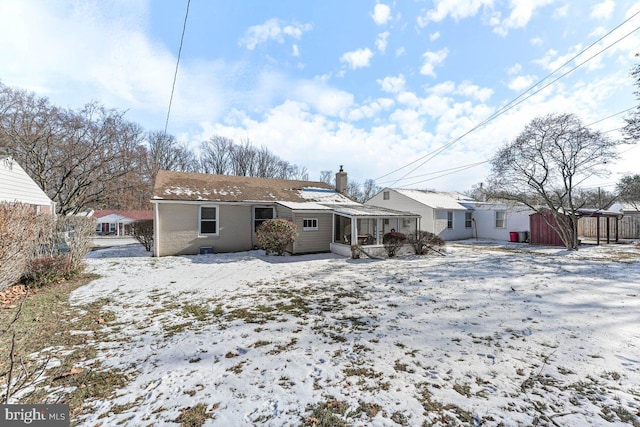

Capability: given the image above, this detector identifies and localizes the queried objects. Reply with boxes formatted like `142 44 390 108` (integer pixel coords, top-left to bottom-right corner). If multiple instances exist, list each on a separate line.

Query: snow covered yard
71 241 640 426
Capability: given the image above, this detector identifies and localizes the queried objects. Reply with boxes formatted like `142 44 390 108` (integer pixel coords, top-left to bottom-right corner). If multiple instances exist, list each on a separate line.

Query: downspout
472 217 478 240
153 201 160 256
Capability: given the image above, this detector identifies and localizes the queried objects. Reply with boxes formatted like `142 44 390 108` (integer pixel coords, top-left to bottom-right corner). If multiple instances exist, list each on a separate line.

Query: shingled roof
152 170 338 203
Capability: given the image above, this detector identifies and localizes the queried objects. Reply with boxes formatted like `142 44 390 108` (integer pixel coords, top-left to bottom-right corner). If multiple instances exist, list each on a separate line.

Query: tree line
0 82 314 214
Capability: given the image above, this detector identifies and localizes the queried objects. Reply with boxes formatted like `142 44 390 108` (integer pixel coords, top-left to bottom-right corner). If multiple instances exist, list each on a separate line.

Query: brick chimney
335 165 347 194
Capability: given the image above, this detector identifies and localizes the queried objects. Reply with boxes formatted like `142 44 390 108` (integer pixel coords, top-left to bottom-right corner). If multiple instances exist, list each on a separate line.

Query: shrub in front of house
132 219 154 251
256 219 297 256
382 231 407 257
0 202 39 290
408 230 445 255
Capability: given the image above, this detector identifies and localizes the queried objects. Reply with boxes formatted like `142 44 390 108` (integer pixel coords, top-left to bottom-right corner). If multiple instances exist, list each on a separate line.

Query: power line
376 160 488 185
374 10 640 185
164 0 191 134
386 22 640 188
380 106 636 186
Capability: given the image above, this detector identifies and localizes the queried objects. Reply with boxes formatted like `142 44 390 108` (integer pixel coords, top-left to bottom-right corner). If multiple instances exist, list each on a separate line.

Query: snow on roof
153 170 335 203
332 204 419 218
394 189 475 210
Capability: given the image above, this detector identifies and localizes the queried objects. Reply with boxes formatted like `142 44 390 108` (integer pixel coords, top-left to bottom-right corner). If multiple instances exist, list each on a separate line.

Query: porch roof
331 204 419 218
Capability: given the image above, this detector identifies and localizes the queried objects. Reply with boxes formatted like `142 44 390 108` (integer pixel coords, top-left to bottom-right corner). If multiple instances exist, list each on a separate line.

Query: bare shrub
20 215 95 288
131 219 154 251
382 231 407 258
256 219 297 256
57 216 96 274
409 230 445 255
0 202 38 290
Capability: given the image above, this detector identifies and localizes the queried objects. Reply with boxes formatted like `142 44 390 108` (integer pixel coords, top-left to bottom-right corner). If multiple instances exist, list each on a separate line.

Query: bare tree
200 135 233 174
623 59 640 142
319 170 333 185
616 174 640 211
361 179 380 202
487 113 621 250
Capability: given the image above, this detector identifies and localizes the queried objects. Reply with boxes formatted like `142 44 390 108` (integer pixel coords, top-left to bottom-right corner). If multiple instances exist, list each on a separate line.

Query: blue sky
1 0 639 192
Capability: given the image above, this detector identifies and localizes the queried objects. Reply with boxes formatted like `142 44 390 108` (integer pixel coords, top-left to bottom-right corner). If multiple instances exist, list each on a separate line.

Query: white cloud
591 0 615 20
455 81 493 102
507 63 522 75
395 46 406 56
340 48 374 70
491 0 555 37
552 4 569 18
417 0 493 27
239 18 312 50
377 75 406 93
292 44 300 57
376 32 389 53
371 3 392 25
508 75 537 92
420 48 449 78
530 37 544 47
430 31 441 41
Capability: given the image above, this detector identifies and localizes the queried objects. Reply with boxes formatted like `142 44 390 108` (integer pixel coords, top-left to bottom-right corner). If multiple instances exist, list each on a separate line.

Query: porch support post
596 216 600 245
376 218 382 244
606 216 610 244
351 217 358 245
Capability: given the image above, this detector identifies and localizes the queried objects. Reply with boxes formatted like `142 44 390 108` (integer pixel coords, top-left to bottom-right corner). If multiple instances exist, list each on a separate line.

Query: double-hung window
200 206 218 235
254 207 274 232
465 211 473 228
447 211 454 229
495 211 506 228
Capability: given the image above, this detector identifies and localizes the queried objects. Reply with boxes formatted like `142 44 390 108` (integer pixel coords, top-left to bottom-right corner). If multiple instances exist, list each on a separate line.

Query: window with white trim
495 211 506 228
254 207 274 232
199 206 219 235
303 218 318 231
109 223 116 233
465 211 473 228
447 211 454 229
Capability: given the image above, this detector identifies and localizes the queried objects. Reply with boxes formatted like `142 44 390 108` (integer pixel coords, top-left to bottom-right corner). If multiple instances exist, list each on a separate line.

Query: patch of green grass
303 398 349 427
182 303 212 321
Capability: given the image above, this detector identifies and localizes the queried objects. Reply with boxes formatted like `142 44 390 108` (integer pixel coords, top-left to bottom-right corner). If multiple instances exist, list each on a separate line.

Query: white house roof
0 157 54 207
393 189 476 210
609 201 640 213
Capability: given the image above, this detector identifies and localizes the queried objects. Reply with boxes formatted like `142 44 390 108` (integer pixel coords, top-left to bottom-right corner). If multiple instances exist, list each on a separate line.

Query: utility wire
380 105 637 186
164 0 191 133
384 22 640 188
374 10 640 185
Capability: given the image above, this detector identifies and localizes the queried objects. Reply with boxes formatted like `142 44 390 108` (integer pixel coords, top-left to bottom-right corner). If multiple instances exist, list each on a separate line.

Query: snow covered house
151 169 419 257
365 188 532 242
0 155 55 214
94 210 153 236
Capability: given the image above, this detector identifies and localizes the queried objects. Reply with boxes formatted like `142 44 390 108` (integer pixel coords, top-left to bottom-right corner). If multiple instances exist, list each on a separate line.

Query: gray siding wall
156 203 253 256
291 212 333 253
366 190 435 233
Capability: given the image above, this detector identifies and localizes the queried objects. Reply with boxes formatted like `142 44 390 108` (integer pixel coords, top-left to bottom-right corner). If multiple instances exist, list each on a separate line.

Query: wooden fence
578 215 640 239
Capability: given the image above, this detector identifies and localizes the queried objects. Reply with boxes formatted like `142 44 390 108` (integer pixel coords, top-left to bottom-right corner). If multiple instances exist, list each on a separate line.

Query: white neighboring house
608 201 640 216
465 201 532 241
0 155 55 215
366 189 476 240
365 188 532 242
